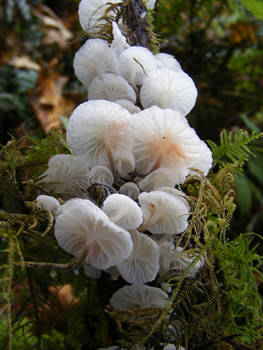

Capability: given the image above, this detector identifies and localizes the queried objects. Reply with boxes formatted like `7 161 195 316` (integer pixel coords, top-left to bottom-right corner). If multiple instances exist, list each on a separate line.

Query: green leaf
240 114 260 133
238 0 263 20
235 172 252 214
248 153 263 184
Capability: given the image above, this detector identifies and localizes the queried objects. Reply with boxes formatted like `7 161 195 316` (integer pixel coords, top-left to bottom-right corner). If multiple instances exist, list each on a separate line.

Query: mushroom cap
73 39 118 87
36 195 60 212
140 68 197 116
119 182 140 200
113 151 135 178
78 0 119 33
40 154 90 198
90 165 114 186
157 240 175 275
88 73 136 103
155 53 181 71
189 140 213 176
111 21 130 57
66 100 133 169
110 284 168 309
115 99 141 114
83 264 102 279
138 168 179 192
172 247 204 278
55 199 133 269
102 194 143 230
117 229 160 284
119 46 157 86
138 190 190 234
157 187 190 209
145 0 157 9
131 106 204 181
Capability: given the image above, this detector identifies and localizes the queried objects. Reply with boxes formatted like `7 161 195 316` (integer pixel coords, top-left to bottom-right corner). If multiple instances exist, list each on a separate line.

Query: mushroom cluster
37 0 212 345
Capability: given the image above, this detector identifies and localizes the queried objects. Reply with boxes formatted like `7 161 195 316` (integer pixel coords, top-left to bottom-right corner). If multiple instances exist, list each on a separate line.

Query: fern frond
207 129 263 168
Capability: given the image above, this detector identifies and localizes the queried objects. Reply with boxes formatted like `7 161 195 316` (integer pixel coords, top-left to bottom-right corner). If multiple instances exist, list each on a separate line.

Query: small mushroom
117 229 160 284
110 284 168 309
36 195 60 212
119 182 140 200
55 199 133 269
138 168 179 192
110 21 130 57
78 0 119 33
131 106 206 182
88 74 136 103
66 100 133 171
73 39 118 88
119 46 157 87
115 99 141 114
39 154 90 198
155 53 181 71
138 190 190 234
102 194 143 230
90 165 114 186
140 68 197 116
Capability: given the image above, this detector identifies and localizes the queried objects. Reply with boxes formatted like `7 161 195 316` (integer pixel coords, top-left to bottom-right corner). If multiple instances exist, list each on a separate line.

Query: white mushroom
73 39 118 88
155 53 182 71
117 229 160 284
119 182 140 200
55 199 133 269
39 154 90 198
131 106 209 182
66 100 133 170
102 194 143 230
115 99 141 114
83 264 102 279
189 140 213 176
138 190 190 234
140 68 197 116
110 284 168 309
88 74 136 103
157 187 190 209
113 151 135 178
171 247 204 278
111 21 130 57
119 46 158 87
36 195 60 212
138 168 179 192
90 165 114 186
78 0 119 33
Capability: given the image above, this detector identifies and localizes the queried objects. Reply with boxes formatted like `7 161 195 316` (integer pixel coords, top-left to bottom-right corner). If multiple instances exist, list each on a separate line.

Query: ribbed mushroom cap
115 99 141 114
111 21 130 57
110 284 168 309
113 151 135 178
119 46 157 87
158 240 175 275
66 100 133 170
138 190 190 234
40 154 90 198
117 230 160 284
189 140 213 176
83 264 101 279
73 39 118 87
102 194 142 230
78 0 119 33
90 165 114 186
55 199 133 269
36 195 60 212
172 247 204 278
131 107 204 181
155 53 182 71
138 168 179 192
119 182 140 200
88 74 136 103
140 68 197 116
157 187 190 209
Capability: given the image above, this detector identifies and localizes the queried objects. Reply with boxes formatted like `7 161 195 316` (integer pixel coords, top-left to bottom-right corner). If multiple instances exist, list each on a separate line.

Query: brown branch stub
121 0 151 48
22 258 82 272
